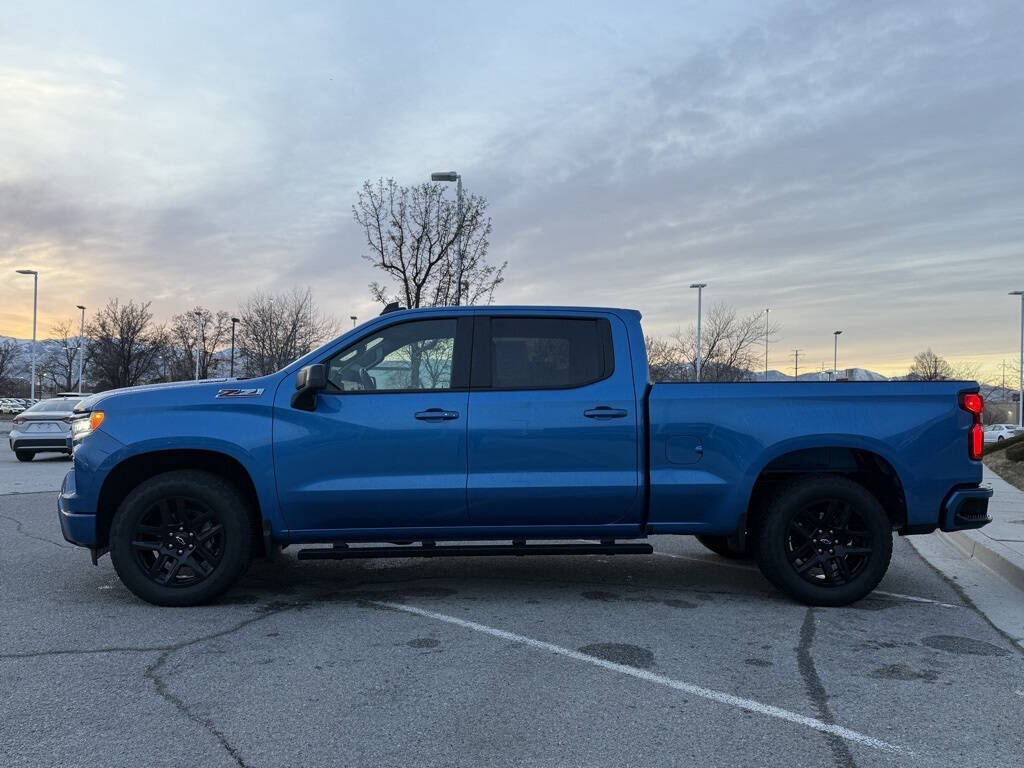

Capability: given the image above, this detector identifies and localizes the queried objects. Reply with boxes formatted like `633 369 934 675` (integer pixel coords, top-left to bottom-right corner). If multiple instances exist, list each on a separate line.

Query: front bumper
939 486 993 532
58 468 97 547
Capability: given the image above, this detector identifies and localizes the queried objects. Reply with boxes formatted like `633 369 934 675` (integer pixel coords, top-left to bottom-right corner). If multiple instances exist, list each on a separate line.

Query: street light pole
76 305 86 394
230 317 239 378
764 308 770 382
1012 291 1024 428
431 171 463 305
194 311 203 381
15 269 38 399
833 330 843 382
690 283 707 381
793 349 802 381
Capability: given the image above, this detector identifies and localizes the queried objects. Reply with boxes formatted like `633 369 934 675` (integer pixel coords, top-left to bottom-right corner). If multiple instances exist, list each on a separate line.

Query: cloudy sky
1 0 1022 376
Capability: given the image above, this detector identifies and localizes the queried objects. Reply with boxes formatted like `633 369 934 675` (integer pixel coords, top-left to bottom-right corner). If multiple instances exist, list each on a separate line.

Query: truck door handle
584 407 628 420
415 408 460 422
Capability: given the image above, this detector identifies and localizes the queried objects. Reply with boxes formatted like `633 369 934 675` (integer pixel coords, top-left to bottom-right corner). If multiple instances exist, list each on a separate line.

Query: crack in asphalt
797 608 858 768
0 512 70 549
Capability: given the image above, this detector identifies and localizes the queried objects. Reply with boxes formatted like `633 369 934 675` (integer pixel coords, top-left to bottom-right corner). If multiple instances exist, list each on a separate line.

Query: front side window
489 317 606 389
327 318 457 392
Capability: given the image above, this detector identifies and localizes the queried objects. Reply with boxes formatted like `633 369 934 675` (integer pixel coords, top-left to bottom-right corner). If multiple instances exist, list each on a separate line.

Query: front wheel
755 476 892 606
110 470 252 606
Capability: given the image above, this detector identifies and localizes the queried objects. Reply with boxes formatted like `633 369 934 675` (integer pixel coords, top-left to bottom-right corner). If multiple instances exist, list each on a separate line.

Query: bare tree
237 288 339 377
645 335 687 382
650 303 778 382
0 339 20 392
906 349 954 381
167 308 232 380
40 319 82 392
85 299 168 390
353 178 505 309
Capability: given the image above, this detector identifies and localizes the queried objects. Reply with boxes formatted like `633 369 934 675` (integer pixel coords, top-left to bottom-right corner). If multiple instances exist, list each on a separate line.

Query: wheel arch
96 449 265 556
744 445 908 538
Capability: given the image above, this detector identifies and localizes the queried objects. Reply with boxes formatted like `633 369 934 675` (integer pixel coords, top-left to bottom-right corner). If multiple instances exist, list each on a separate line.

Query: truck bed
646 380 982 535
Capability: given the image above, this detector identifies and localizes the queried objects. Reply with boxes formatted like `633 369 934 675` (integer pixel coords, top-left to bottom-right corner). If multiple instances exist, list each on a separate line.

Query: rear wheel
15 450 33 462
110 470 252 606
695 534 751 559
755 476 892 606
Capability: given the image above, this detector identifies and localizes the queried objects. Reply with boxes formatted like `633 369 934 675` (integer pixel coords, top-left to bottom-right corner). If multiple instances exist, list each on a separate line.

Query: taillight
960 393 983 415
959 392 984 460
13 416 25 425
969 424 984 460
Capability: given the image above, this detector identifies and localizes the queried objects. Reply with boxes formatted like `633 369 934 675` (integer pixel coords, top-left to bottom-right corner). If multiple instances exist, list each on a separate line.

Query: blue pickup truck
58 305 992 607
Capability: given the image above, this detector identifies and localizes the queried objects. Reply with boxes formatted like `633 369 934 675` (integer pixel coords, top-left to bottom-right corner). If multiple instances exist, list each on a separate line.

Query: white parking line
872 590 960 609
652 550 757 571
652 550 961 607
374 600 911 756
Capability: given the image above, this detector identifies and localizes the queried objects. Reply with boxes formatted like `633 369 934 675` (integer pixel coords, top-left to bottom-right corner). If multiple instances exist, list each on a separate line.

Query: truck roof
379 305 641 318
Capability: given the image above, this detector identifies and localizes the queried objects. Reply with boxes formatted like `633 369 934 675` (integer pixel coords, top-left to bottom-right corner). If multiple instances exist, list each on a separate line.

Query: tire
695 534 751 559
754 476 892 607
15 450 33 462
110 470 253 606
997 436 1004 442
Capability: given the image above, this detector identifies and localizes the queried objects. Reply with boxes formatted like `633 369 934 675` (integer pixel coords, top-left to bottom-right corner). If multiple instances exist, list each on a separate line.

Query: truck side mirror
291 364 327 411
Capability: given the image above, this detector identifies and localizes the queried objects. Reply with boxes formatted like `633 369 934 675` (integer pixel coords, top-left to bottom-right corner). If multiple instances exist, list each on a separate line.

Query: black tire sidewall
110 470 252 606
15 451 34 462
755 476 892 606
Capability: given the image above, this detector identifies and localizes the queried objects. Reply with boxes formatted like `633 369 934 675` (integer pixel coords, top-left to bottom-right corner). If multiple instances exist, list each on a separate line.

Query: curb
937 529 1024 593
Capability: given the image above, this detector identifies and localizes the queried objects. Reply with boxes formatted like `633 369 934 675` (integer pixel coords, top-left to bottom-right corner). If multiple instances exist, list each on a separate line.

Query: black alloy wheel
784 499 871 587
754 476 892 606
110 470 252 606
131 497 226 588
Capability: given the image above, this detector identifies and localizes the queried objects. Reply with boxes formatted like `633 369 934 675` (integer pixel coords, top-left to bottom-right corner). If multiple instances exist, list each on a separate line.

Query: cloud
0 0 1022 376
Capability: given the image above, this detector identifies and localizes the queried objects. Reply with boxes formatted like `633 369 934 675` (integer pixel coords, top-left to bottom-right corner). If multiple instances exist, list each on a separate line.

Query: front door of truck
466 314 640 527
274 316 472 532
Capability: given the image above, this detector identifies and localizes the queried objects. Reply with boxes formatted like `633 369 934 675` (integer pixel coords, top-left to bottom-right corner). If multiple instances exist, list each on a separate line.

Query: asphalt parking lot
1 447 1023 768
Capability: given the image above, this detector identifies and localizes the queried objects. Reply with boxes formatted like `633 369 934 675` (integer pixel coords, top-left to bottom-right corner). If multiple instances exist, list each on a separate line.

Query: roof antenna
380 302 403 315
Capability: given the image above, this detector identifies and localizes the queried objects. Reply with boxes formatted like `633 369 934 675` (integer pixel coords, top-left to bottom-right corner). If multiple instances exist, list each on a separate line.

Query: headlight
71 411 105 441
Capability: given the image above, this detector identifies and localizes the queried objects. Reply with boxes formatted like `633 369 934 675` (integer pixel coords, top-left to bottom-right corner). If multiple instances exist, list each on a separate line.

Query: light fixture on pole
230 317 240 378
76 305 86 394
764 308 771 382
15 269 38 400
431 171 464 306
194 310 203 381
1011 291 1024 428
350 315 357 328
833 330 843 382
689 283 707 381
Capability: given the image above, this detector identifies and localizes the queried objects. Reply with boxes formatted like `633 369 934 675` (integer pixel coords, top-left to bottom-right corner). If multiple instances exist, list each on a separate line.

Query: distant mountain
762 368 888 382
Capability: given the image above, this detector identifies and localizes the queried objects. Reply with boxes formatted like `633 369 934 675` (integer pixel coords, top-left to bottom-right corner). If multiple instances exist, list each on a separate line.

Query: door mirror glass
291 364 327 411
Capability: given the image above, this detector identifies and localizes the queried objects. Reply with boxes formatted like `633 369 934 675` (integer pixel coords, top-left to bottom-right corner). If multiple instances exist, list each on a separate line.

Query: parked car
59 305 991 607
1 398 27 415
9 396 83 461
984 423 1024 443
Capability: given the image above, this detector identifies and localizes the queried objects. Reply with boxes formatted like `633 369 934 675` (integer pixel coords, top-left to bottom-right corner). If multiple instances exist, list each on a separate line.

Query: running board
296 541 653 560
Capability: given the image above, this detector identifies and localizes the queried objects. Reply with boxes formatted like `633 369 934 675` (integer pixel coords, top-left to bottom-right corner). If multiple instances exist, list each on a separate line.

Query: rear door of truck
466 310 641 526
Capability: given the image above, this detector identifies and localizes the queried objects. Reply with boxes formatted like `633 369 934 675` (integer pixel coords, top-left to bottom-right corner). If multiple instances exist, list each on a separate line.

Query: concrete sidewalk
936 465 1024 592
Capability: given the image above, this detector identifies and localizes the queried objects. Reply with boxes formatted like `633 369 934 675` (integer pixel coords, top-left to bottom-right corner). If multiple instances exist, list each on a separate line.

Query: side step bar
297 541 653 560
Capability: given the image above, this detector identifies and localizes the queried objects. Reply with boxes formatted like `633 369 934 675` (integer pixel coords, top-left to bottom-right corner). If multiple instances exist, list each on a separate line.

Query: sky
1 0 1022 377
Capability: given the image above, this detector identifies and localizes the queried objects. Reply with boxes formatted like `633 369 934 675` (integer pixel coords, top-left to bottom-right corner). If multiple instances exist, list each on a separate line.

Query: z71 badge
216 388 265 398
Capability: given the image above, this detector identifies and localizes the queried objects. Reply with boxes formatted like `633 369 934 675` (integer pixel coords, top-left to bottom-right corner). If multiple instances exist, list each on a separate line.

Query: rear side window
488 317 611 389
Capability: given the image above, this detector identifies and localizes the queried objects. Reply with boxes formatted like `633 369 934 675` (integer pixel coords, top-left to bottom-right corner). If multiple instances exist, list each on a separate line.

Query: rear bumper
939 486 993 532
58 468 97 546
10 431 72 452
